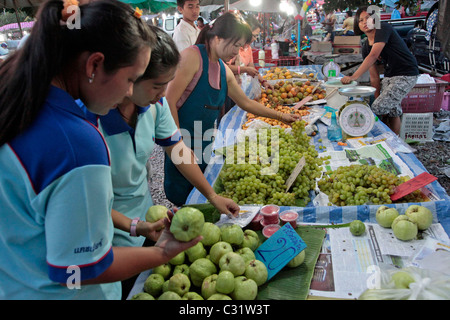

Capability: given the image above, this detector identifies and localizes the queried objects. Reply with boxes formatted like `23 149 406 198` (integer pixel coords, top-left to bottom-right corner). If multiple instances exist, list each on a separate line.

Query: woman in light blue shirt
0 0 200 300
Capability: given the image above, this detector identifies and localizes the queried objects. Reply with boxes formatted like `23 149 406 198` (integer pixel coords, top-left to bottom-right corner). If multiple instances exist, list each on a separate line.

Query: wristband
130 218 140 237
237 66 241 75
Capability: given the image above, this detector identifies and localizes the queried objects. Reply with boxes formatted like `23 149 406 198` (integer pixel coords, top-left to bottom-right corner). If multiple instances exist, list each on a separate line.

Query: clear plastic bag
247 76 262 100
359 266 450 300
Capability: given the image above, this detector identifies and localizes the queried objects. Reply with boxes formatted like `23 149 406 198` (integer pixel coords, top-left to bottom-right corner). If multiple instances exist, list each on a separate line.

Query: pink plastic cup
260 205 280 225
262 224 281 239
260 218 280 228
280 210 298 228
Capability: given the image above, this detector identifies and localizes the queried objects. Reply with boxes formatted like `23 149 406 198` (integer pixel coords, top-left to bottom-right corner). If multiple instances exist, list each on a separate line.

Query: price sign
255 223 307 280
390 172 437 201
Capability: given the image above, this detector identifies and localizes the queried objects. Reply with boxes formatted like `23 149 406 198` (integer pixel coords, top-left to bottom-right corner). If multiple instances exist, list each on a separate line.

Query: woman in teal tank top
165 12 301 206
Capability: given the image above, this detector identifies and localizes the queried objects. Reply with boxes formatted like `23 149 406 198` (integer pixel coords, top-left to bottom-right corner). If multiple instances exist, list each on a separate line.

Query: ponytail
0 0 154 146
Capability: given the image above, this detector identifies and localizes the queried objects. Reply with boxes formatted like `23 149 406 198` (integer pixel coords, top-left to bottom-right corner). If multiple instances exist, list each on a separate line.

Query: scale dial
339 102 375 137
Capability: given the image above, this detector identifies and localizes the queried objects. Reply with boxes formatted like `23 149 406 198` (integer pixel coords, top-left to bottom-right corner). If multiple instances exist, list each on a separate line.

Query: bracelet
130 217 140 237
237 66 241 75
207 193 219 202
277 111 284 122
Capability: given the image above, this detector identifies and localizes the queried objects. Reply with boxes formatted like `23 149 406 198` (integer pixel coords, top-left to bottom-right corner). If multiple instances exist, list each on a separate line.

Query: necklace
117 103 138 128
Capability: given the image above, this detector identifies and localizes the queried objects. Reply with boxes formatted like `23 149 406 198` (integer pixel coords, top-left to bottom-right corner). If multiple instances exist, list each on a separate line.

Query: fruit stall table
186 65 450 237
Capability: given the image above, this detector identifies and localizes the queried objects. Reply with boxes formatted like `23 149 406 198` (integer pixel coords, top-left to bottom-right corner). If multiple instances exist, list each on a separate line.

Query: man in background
173 0 201 52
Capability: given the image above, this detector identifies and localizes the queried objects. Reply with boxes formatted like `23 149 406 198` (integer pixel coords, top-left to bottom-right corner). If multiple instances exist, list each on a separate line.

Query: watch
130 218 140 237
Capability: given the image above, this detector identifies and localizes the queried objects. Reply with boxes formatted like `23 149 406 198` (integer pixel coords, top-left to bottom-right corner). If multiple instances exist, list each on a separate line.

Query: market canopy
119 0 177 12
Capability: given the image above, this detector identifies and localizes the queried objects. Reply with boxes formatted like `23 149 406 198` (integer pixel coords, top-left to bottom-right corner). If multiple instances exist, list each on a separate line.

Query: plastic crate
400 112 434 142
442 92 450 111
401 79 448 113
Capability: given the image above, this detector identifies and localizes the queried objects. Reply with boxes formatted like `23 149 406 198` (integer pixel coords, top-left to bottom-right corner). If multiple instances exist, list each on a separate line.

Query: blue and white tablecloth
186 66 450 237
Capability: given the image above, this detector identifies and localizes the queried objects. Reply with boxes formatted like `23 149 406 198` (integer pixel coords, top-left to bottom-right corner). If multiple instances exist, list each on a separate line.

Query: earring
88 73 95 84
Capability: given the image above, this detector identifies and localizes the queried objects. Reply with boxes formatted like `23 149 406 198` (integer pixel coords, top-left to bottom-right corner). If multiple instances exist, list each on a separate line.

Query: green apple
158 291 182 300
170 207 205 242
244 259 268 286
391 271 415 289
168 273 191 296
182 292 204 300
209 241 233 265
230 276 258 300
189 258 217 287
173 264 190 277
220 224 244 246
145 205 169 225
405 205 433 230
236 247 256 264
143 273 165 296
131 292 155 300
201 274 218 299
392 215 418 241
169 251 185 265
215 270 235 294
186 241 207 263
207 293 232 300
219 252 246 276
350 220 365 236
286 250 306 268
153 263 171 279
201 222 221 246
376 205 399 228
240 229 260 251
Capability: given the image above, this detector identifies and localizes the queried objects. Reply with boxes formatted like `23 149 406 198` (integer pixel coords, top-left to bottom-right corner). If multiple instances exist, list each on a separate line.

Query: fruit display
317 164 425 206
262 67 315 81
219 121 325 206
243 104 309 130
262 80 326 106
375 204 434 241
133 224 306 300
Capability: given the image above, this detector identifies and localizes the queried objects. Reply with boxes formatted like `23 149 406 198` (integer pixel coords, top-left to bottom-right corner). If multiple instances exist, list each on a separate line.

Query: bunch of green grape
317 164 425 206
219 121 324 206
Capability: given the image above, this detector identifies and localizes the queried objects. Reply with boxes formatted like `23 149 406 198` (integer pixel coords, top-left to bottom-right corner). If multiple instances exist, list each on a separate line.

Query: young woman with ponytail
0 0 200 299
164 12 301 206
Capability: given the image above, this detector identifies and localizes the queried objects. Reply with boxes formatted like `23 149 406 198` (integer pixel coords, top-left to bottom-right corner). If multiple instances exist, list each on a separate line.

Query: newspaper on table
308 223 450 299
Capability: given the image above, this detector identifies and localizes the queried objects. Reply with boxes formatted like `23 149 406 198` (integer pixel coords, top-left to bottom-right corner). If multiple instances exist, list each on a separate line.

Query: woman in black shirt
341 7 419 135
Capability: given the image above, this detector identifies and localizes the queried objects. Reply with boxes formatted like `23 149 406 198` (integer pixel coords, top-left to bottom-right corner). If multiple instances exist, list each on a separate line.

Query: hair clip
61 0 79 22
134 7 143 19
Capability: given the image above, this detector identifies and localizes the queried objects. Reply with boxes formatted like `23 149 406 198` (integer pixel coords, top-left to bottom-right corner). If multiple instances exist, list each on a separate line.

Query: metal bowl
338 86 376 97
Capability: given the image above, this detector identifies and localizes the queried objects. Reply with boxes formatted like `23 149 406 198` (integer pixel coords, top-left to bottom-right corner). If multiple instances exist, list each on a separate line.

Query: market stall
179 65 450 299
130 65 450 301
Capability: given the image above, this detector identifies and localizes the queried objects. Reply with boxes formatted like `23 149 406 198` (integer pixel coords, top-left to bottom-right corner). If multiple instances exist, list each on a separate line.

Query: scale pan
338 86 376 97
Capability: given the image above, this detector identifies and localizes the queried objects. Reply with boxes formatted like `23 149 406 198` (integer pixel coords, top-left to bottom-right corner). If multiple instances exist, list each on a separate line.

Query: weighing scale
337 86 377 138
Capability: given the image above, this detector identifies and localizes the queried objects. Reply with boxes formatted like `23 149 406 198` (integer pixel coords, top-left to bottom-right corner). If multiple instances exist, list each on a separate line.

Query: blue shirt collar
46 85 87 119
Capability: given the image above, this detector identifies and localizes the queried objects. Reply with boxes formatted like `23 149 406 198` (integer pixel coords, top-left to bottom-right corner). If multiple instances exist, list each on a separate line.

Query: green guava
350 220 366 236
391 215 418 241
405 205 433 230
391 271 415 289
170 207 205 242
376 205 399 228
220 223 244 246
286 250 306 268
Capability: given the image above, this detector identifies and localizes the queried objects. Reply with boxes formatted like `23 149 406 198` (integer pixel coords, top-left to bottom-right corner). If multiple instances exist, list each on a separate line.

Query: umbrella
119 0 177 12
0 0 44 37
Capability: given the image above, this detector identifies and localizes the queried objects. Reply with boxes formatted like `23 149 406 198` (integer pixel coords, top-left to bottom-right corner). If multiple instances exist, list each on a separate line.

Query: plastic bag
359 266 450 300
247 76 262 100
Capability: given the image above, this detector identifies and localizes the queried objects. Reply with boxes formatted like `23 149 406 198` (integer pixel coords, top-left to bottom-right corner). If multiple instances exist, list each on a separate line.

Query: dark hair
138 24 180 81
195 12 252 52
0 0 154 146
353 7 368 36
346 10 353 17
246 15 262 32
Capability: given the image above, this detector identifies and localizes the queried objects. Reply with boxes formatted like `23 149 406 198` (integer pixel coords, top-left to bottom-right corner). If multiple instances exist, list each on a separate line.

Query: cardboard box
333 36 361 46
311 41 332 52
332 45 361 55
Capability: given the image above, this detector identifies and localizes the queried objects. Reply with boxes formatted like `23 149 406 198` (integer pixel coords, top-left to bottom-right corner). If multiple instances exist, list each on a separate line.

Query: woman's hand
208 194 241 218
243 66 260 77
279 112 302 125
136 220 165 242
341 76 355 84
